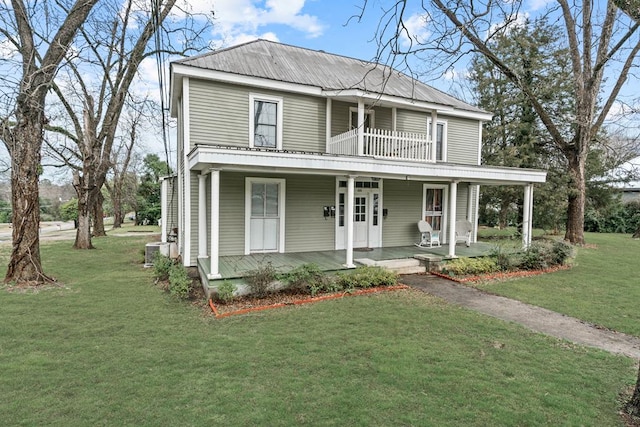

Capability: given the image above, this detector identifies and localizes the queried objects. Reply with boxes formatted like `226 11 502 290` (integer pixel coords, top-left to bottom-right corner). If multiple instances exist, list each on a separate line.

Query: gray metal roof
174 39 487 114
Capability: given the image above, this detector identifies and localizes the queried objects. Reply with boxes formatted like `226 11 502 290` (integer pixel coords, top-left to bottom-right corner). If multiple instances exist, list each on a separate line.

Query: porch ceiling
188 145 546 186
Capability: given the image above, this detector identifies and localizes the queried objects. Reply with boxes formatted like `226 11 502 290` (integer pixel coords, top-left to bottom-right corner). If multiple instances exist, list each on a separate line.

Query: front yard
0 234 637 425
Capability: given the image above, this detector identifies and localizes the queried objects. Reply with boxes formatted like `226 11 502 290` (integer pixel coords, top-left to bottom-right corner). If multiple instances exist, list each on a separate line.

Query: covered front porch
198 242 498 281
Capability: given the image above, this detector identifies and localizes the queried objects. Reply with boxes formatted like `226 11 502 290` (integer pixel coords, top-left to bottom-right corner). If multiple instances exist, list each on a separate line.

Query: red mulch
207 285 409 318
432 265 571 284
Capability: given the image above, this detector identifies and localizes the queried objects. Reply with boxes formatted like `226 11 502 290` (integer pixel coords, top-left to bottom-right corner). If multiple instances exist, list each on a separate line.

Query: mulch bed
208 285 410 319
432 265 571 284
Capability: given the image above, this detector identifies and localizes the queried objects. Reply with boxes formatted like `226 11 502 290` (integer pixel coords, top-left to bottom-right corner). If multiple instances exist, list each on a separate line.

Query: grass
476 232 640 336
0 235 637 425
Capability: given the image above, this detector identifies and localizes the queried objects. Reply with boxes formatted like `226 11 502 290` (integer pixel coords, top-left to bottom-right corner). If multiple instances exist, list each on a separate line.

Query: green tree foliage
136 154 171 225
470 18 572 232
60 198 79 223
0 199 11 223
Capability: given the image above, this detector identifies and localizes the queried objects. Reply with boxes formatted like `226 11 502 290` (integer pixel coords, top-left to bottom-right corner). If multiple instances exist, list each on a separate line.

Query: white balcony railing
328 128 435 162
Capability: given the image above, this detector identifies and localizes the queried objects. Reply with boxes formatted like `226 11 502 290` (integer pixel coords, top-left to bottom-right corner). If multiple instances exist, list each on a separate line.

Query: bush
168 263 193 300
335 266 398 291
443 257 500 276
245 262 277 297
550 240 573 266
153 252 173 282
215 280 237 303
489 246 513 272
281 263 328 294
517 240 574 271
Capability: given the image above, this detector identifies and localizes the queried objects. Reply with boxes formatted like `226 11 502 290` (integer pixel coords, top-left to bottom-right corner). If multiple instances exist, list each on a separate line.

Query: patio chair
415 220 440 248
455 220 473 247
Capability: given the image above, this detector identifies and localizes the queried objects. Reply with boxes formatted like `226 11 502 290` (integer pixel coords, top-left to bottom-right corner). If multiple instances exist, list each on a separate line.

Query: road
0 221 76 243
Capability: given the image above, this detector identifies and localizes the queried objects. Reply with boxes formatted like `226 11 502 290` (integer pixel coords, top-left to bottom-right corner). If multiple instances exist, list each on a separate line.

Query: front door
353 195 368 248
424 186 445 239
250 182 280 252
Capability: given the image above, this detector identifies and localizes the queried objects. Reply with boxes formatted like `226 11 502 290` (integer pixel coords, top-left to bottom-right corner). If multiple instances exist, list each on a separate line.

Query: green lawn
0 236 636 425
476 232 640 337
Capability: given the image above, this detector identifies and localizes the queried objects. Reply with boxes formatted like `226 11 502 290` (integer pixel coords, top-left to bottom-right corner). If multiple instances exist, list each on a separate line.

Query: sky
1 0 638 181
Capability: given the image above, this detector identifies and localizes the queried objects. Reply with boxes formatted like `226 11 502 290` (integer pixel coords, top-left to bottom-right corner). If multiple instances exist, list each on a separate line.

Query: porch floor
198 242 498 281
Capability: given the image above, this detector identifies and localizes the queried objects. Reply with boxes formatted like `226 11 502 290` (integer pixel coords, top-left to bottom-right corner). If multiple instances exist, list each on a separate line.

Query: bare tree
45 0 208 249
0 0 98 283
361 0 640 245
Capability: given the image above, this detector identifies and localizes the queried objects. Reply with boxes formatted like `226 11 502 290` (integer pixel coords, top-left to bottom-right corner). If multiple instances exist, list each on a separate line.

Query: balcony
328 128 435 163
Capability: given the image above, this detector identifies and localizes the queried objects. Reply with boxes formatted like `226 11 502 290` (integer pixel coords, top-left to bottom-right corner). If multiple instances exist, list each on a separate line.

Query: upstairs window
427 119 447 161
250 94 283 149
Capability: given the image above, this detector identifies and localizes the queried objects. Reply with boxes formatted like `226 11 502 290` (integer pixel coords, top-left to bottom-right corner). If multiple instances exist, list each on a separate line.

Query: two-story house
164 39 545 289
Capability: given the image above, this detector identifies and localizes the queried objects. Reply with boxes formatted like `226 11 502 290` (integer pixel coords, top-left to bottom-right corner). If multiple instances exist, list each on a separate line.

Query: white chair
415 220 441 248
455 220 473 247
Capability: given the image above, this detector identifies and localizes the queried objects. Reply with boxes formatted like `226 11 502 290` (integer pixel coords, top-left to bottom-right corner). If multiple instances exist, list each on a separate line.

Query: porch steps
355 257 426 274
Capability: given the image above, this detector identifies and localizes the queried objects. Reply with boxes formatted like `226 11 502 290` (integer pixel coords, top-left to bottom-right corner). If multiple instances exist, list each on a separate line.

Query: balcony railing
328 128 435 163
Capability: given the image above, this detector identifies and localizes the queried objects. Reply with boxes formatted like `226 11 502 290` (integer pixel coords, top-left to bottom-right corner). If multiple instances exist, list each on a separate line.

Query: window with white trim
249 94 283 149
427 119 447 161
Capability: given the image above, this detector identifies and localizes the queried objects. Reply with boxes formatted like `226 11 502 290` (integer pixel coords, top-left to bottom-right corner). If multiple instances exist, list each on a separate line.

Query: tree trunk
112 190 123 229
73 171 95 249
4 121 52 284
92 190 106 237
633 224 640 239
626 362 640 417
564 152 587 245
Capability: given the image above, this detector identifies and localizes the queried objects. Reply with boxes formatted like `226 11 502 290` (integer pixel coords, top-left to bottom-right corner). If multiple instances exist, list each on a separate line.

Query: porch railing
328 128 435 162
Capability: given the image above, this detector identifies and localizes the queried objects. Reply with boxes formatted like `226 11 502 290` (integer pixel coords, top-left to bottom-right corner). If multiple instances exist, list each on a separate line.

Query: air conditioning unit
145 242 170 267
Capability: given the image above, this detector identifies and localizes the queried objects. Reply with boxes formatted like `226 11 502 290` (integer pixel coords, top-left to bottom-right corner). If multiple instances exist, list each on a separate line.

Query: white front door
250 182 280 252
353 195 368 248
423 185 448 242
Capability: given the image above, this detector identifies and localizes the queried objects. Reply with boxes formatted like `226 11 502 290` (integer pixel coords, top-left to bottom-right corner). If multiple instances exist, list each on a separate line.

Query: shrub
215 280 237 303
153 252 173 282
550 240 573 266
281 263 328 294
335 266 398 291
489 246 513 272
517 240 574 271
443 257 499 276
168 263 193 300
245 262 277 297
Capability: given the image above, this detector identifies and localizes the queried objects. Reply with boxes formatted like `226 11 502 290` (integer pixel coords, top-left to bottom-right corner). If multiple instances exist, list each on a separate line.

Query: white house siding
396 109 428 134
219 172 246 256
445 115 480 165
190 79 248 149
375 107 393 130
381 179 424 247
189 79 326 153
331 101 350 136
284 175 335 252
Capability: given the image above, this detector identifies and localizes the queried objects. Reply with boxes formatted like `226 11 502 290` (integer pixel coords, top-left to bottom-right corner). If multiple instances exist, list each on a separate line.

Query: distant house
163 39 545 286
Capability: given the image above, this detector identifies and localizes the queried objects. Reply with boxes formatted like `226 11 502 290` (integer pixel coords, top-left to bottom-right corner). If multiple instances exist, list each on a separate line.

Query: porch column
431 110 438 161
345 175 356 268
326 98 332 152
160 177 169 242
357 99 365 156
209 169 221 279
198 173 207 258
522 184 533 248
448 180 458 258
391 107 397 131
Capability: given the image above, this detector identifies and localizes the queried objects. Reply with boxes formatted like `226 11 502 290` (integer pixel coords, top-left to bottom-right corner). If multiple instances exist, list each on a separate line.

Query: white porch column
198 173 207 258
448 180 458 258
431 110 438 161
209 169 221 279
528 185 534 243
345 175 356 268
325 98 332 152
522 184 532 248
160 178 169 242
391 107 397 131
357 99 365 156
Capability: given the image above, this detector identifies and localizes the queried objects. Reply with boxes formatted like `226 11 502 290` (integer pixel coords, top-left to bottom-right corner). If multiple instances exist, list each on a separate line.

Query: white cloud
0 38 18 59
177 0 325 45
527 0 555 12
400 13 430 48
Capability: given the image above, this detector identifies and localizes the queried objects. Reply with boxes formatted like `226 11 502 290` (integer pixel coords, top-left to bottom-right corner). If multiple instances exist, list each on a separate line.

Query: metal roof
174 39 487 114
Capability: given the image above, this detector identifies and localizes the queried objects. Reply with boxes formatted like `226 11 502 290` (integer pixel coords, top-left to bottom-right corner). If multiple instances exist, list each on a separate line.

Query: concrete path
401 273 640 359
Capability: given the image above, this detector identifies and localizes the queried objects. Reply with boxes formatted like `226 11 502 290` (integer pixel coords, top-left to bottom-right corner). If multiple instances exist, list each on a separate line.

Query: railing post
357 99 365 156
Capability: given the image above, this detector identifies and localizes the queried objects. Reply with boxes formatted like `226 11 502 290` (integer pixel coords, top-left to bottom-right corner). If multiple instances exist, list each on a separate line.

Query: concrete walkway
402 273 640 359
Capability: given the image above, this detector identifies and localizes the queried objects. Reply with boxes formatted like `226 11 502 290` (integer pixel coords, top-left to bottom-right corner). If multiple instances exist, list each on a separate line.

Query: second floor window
428 119 447 161
250 94 283 149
